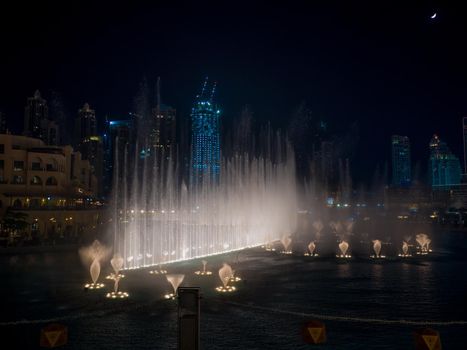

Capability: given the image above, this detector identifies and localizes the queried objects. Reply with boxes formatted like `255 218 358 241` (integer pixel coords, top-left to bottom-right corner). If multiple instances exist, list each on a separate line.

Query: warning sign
413 328 442 350
302 320 326 344
40 323 68 348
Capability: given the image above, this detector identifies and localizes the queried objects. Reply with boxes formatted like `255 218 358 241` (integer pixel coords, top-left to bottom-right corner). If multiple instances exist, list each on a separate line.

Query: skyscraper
149 78 176 159
429 134 461 188
391 135 411 187
23 90 59 145
191 79 221 185
74 103 103 196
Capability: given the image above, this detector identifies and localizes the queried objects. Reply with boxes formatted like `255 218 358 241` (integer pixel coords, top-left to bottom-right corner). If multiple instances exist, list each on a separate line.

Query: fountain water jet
416 234 432 255
111 134 297 270
106 254 126 280
195 259 212 275
79 240 110 289
304 241 318 256
370 240 385 258
280 235 293 254
336 241 351 258
164 274 185 299
216 263 236 292
398 241 412 257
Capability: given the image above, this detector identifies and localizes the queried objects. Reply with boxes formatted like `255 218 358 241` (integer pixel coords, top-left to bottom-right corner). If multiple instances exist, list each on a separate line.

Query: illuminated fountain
416 234 432 255
194 259 212 275
79 240 110 289
216 263 236 292
111 134 297 270
263 243 276 252
106 254 129 298
304 241 318 257
164 274 185 300
370 240 385 259
106 254 125 280
280 235 293 254
398 241 412 257
336 240 351 258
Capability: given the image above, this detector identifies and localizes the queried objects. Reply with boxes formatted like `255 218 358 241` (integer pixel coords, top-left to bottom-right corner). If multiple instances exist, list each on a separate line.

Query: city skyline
1 2 466 184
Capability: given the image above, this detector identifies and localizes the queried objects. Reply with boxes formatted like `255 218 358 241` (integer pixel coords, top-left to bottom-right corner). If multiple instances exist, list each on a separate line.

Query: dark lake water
1 229 466 349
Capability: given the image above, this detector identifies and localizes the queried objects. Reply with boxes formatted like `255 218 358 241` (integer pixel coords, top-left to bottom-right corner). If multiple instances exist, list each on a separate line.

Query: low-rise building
0 134 103 244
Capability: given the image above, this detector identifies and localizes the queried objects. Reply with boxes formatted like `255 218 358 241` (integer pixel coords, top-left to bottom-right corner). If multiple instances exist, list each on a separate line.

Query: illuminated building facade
0 134 101 242
191 79 221 185
391 135 411 187
429 134 461 189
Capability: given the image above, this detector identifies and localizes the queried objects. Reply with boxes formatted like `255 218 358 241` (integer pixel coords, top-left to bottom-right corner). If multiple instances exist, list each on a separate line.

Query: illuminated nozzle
149 265 168 274
215 285 236 292
230 270 241 282
195 260 213 275
84 283 104 289
106 291 129 299
106 273 125 280
263 243 276 252
164 293 176 300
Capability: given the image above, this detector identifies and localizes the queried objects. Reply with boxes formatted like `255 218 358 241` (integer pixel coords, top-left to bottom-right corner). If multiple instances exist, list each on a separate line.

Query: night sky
1 1 466 184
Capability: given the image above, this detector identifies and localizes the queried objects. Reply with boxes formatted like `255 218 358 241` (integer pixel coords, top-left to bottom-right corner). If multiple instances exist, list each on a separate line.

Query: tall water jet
216 263 235 292
164 274 185 300
280 235 293 254
304 241 318 257
195 259 212 275
337 240 351 258
112 132 297 269
370 240 385 258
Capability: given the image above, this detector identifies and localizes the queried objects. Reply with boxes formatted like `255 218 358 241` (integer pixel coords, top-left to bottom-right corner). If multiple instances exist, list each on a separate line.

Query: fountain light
105 273 125 280
106 291 129 299
194 260 212 275
149 265 168 274
84 282 105 289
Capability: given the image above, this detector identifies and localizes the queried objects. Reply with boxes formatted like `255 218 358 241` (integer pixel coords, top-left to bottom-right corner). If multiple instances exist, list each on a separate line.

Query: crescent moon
430 13 437 19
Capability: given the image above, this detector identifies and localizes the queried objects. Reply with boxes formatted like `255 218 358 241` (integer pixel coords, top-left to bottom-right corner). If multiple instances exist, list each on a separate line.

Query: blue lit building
429 134 461 189
391 135 411 187
191 79 221 185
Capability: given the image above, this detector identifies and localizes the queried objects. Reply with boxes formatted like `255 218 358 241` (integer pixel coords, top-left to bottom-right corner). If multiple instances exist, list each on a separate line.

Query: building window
32 162 42 170
46 159 58 172
13 161 24 171
12 145 20 150
0 144 4 154
13 199 22 208
30 176 42 185
0 159 4 169
30 199 40 208
12 175 24 184
46 177 58 186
